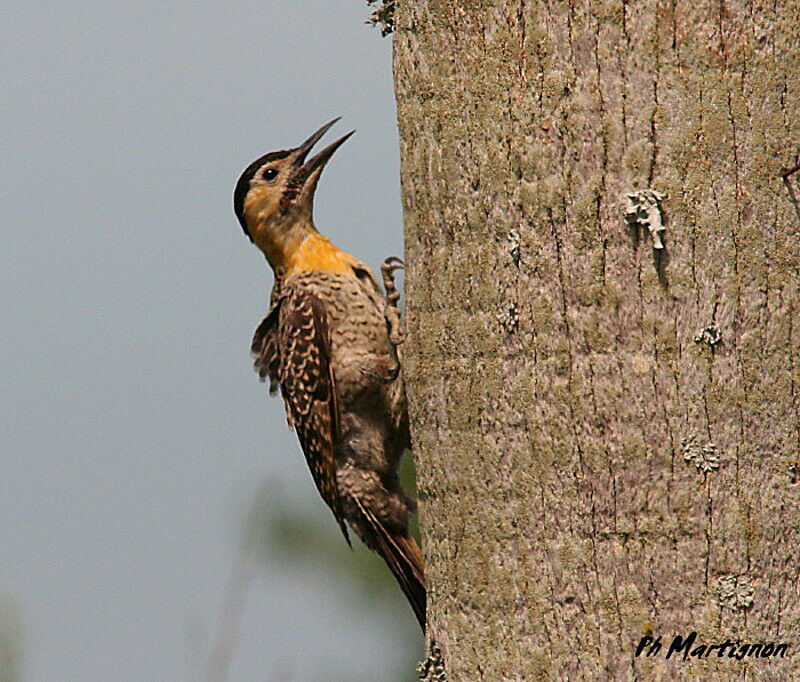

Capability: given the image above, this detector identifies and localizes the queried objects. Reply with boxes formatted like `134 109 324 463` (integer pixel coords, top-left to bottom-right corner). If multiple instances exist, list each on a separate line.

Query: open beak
296 122 355 174
294 118 340 163
281 119 354 212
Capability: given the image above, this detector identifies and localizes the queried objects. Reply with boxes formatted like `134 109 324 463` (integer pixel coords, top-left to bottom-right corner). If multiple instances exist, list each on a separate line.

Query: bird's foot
381 257 405 346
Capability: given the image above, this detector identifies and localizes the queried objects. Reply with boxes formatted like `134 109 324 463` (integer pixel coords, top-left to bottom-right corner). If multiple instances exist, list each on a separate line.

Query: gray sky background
1 2 417 680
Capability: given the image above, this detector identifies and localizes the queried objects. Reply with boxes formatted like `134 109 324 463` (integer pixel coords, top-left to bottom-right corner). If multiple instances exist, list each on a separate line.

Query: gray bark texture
392 1 800 680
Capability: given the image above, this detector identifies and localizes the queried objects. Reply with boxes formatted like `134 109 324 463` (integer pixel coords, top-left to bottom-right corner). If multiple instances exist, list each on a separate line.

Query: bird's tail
352 497 427 630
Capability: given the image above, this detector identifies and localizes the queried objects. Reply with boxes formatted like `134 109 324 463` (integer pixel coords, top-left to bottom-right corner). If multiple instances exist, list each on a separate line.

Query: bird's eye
262 168 278 181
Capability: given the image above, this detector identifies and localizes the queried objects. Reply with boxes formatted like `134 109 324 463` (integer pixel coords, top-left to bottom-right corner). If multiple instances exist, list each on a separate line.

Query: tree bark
393 1 800 679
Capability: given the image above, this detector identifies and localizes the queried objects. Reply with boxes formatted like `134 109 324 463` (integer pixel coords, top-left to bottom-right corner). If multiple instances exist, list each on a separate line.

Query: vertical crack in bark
593 0 610 289
620 0 631 150
704 475 713 587
725 88 743 312
585 332 618 537
782 172 800 225
684 145 702 304
774 576 784 638
721 11 750 534
757 216 775 371
590 11 626 648
651 326 676 507
790 298 800 461
647 33 660 186
540 501 557 655
548 206 601 599
565 0 577 74
669 0 678 55
516 0 527 82
697 85 723 449
667 309 683 512
610 574 626 653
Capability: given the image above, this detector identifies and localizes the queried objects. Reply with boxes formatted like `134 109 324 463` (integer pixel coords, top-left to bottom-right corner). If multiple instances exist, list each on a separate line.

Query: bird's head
233 118 354 269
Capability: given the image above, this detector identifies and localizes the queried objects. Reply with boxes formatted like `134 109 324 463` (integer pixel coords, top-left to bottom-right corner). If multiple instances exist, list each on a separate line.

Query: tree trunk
393 1 800 679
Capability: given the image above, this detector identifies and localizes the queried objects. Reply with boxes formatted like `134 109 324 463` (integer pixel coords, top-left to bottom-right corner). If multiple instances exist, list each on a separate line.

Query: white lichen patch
624 190 667 249
498 305 520 333
682 435 720 472
715 574 755 611
507 228 521 266
694 325 722 346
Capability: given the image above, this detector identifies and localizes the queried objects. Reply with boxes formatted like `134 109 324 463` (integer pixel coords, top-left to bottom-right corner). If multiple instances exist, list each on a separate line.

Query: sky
1 2 418 680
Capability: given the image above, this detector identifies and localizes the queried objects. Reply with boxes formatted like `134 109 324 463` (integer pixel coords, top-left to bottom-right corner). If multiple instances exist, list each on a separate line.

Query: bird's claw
381 257 405 348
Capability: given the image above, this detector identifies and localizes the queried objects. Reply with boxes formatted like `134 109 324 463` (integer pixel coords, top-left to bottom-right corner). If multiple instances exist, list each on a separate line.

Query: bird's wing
271 286 349 544
251 305 281 395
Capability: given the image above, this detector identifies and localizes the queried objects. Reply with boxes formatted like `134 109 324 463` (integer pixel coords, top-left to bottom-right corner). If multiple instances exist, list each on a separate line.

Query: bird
233 119 426 629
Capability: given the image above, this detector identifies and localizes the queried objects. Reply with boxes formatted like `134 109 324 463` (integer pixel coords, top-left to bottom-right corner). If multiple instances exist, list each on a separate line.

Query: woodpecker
233 119 425 629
